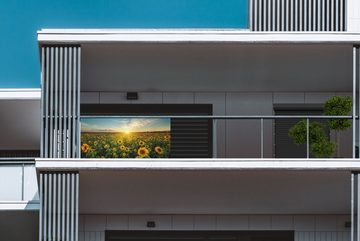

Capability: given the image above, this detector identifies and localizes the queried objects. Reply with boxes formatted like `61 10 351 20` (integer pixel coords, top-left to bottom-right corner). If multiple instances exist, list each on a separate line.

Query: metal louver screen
250 0 346 31
171 118 212 158
41 46 81 158
39 172 79 241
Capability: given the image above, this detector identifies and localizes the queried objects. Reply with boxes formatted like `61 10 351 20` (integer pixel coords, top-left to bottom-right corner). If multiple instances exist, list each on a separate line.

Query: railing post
306 118 310 158
213 119 217 158
353 46 357 158
351 173 354 241
260 118 264 158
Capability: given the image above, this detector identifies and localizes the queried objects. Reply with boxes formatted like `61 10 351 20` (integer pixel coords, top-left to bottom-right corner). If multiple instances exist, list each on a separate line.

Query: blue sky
0 0 248 88
81 118 171 133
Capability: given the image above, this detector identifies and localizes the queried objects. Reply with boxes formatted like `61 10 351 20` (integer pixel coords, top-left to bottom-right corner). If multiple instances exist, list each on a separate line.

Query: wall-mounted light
147 221 156 228
127 92 138 100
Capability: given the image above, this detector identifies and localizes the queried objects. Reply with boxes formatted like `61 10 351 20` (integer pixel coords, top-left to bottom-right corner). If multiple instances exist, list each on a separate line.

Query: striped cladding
250 0 346 31
41 46 81 158
170 118 212 158
39 172 79 241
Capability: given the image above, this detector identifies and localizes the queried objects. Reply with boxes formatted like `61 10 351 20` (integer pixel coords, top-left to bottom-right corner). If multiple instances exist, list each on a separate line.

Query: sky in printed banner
0 0 248 88
81 118 171 133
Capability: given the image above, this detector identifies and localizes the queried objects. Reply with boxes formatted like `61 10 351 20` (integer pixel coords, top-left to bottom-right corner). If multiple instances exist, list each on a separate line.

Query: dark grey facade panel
250 0 346 31
41 46 81 158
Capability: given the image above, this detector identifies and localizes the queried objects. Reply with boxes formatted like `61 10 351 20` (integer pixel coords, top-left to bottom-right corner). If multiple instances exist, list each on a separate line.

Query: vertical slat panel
59 47 63 158
53 174 57 241
44 174 48 241
317 0 321 31
41 48 45 158
272 0 276 31
48 173 52 240
75 173 79 241
335 0 339 31
39 173 43 241
285 0 289 31
304 0 308 31
339 0 343 31
322 0 326 31
331 0 335 31
54 47 59 157
277 0 280 31
294 0 298 31
58 174 61 240
299 0 303 31
313 0 316 31
62 173 66 241
267 0 271 31
250 0 344 31
45 48 50 158
259 0 262 31
68 48 73 158
327 0 331 31
67 173 70 241
249 0 253 31
50 48 54 158
72 48 77 158
64 48 68 158
71 173 75 241
281 0 285 31
77 48 81 158
254 0 258 31
290 0 293 31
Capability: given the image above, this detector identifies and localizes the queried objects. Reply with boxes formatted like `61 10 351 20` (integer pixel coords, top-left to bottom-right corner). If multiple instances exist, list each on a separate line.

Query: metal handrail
80 115 354 119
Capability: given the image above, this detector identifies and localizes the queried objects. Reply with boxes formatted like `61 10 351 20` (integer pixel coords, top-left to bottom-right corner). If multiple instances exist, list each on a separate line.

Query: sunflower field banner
80 117 171 158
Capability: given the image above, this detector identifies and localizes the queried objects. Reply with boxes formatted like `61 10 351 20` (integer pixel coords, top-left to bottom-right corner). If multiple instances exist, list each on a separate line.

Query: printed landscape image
81 117 171 158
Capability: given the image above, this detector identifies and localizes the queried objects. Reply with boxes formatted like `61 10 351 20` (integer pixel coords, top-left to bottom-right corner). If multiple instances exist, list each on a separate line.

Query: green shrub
288 96 352 158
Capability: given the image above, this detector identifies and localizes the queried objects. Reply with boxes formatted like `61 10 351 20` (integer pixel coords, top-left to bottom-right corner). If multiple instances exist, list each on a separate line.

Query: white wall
0 164 39 204
81 91 353 158
347 0 360 32
78 214 350 241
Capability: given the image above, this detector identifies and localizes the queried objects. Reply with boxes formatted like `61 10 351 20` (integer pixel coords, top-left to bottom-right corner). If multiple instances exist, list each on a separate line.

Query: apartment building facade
2 1 360 241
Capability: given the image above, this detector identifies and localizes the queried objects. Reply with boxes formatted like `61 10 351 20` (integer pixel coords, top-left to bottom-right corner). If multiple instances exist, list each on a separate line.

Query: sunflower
137 147 149 157
139 140 145 146
104 144 110 149
120 145 126 151
81 144 90 153
117 139 123 145
154 146 164 155
164 135 170 141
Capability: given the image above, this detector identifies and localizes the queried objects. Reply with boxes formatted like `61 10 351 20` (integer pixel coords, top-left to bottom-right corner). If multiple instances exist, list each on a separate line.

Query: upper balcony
33 29 360 170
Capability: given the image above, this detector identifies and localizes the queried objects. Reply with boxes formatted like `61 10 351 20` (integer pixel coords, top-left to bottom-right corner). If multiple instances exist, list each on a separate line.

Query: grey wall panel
81 44 352 93
41 46 81 158
250 0 346 31
225 93 273 158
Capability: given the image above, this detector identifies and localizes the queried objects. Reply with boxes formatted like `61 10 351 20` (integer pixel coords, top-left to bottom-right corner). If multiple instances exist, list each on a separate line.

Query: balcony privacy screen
250 0 346 31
